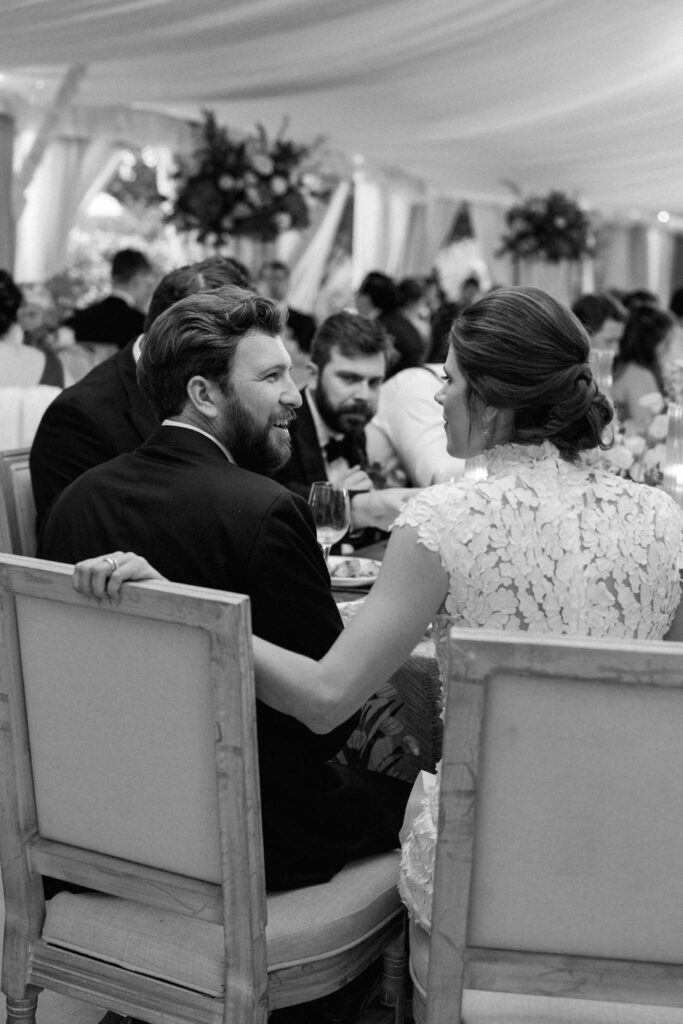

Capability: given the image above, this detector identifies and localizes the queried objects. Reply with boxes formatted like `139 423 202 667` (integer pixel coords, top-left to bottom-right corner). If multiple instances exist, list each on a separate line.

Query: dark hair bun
513 364 613 457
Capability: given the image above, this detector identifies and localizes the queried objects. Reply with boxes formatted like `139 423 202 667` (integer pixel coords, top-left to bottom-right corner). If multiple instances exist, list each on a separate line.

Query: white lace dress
396 441 683 930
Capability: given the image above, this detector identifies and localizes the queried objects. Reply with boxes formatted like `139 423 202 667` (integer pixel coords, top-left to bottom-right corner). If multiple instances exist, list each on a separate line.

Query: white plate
328 555 381 589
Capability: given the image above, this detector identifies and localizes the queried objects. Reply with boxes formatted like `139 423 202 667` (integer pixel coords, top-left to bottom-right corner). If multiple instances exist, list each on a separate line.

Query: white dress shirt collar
161 419 235 463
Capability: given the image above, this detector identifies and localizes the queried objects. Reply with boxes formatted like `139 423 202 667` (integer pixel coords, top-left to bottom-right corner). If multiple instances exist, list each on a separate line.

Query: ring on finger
103 556 119 573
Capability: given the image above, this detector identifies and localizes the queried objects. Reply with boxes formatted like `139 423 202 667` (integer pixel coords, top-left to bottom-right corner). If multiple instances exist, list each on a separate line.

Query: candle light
662 404 683 507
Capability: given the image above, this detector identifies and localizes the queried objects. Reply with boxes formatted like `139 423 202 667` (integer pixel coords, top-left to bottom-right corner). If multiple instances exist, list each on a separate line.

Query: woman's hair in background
615 303 674 389
0 269 23 336
396 276 425 308
450 286 613 459
428 301 460 362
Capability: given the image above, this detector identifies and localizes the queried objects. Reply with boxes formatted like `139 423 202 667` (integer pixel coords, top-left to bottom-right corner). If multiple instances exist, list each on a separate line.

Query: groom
39 286 410 893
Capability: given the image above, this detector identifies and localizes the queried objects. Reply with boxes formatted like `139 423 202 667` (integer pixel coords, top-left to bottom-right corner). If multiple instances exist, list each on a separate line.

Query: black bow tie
325 435 355 464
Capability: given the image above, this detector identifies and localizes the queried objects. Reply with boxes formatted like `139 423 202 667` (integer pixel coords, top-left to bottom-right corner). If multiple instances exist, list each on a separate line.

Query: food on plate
329 557 379 580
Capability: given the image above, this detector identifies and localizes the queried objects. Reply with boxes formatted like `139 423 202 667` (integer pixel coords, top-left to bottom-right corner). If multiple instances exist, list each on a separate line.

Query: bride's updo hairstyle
450 286 613 459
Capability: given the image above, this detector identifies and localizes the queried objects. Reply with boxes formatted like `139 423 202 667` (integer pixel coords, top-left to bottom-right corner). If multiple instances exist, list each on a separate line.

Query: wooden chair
409 627 683 1024
0 448 36 556
0 554 404 1024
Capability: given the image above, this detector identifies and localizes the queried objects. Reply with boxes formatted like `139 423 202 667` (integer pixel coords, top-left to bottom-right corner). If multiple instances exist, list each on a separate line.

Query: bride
73 286 683 930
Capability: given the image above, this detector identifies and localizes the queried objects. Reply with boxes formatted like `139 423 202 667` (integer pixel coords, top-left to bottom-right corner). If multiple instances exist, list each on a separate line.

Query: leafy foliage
498 190 596 263
168 111 330 244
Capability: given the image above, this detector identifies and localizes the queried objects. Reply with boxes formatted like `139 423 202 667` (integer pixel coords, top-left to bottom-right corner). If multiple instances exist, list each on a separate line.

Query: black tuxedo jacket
273 388 367 500
30 340 160 533
39 426 407 889
67 295 145 348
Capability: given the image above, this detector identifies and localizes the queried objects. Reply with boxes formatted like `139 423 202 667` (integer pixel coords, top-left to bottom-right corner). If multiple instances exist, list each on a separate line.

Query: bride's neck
1 322 25 347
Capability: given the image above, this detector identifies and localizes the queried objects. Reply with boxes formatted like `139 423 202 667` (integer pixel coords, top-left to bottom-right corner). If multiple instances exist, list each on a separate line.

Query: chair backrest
0 385 60 450
0 448 36 555
0 554 267 1018
427 627 683 1022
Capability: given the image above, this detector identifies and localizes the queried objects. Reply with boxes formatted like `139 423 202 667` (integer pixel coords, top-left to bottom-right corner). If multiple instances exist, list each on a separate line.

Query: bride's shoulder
394 478 490 534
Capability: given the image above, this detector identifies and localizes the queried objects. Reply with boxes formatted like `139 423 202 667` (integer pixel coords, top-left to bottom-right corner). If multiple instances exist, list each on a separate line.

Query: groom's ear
186 375 221 419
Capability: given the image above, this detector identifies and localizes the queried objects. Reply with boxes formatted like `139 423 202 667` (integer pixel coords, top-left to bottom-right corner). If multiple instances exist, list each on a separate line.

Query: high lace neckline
484 439 567 474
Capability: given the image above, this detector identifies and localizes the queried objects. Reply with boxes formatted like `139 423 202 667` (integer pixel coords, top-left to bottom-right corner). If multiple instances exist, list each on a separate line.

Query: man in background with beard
38 287 410 894
274 310 417 542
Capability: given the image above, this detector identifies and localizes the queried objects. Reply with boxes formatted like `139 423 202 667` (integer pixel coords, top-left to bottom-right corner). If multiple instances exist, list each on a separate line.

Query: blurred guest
274 311 416 540
613 304 674 429
397 276 430 352
18 283 75 353
259 259 317 351
0 270 63 387
30 257 251 533
356 270 424 377
367 301 464 486
667 286 683 368
67 248 155 349
623 289 659 311
459 274 482 309
571 293 626 352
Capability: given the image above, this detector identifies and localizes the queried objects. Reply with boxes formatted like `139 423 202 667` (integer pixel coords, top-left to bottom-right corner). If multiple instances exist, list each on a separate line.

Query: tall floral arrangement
168 111 329 244
498 189 596 263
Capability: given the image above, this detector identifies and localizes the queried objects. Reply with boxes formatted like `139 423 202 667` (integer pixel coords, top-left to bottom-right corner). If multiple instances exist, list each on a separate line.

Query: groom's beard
219 392 295 475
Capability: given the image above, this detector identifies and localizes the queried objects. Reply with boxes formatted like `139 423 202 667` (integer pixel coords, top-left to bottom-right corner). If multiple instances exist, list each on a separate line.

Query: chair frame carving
1 554 404 1024
0 448 36 556
423 627 683 1024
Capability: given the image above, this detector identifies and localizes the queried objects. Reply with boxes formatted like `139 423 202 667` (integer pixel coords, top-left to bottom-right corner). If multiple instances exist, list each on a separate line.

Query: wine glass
308 481 350 567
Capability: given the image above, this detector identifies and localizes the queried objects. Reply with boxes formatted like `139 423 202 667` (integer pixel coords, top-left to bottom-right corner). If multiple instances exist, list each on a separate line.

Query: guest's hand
72 551 166 604
349 487 420 530
340 466 374 492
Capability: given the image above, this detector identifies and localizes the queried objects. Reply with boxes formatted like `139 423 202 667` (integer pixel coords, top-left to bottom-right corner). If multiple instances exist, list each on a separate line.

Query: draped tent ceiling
2 0 683 217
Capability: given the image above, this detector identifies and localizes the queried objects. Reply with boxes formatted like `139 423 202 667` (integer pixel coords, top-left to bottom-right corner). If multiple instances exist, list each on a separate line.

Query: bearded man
38 287 410 893
274 310 416 541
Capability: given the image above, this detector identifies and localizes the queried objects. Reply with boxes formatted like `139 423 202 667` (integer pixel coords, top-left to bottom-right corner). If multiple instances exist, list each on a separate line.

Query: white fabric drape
2 0 683 217
0 115 15 269
13 105 195 280
469 203 514 287
288 179 351 313
15 135 122 281
2 0 683 293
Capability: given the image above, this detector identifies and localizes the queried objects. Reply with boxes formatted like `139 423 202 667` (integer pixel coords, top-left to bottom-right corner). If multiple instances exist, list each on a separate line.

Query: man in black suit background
39 288 410 892
274 311 417 540
30 257 252 533
67 249 156 349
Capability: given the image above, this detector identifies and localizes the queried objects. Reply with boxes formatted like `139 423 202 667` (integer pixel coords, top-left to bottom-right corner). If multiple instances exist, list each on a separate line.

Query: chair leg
6 989 40 1024
381 916 409 1021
